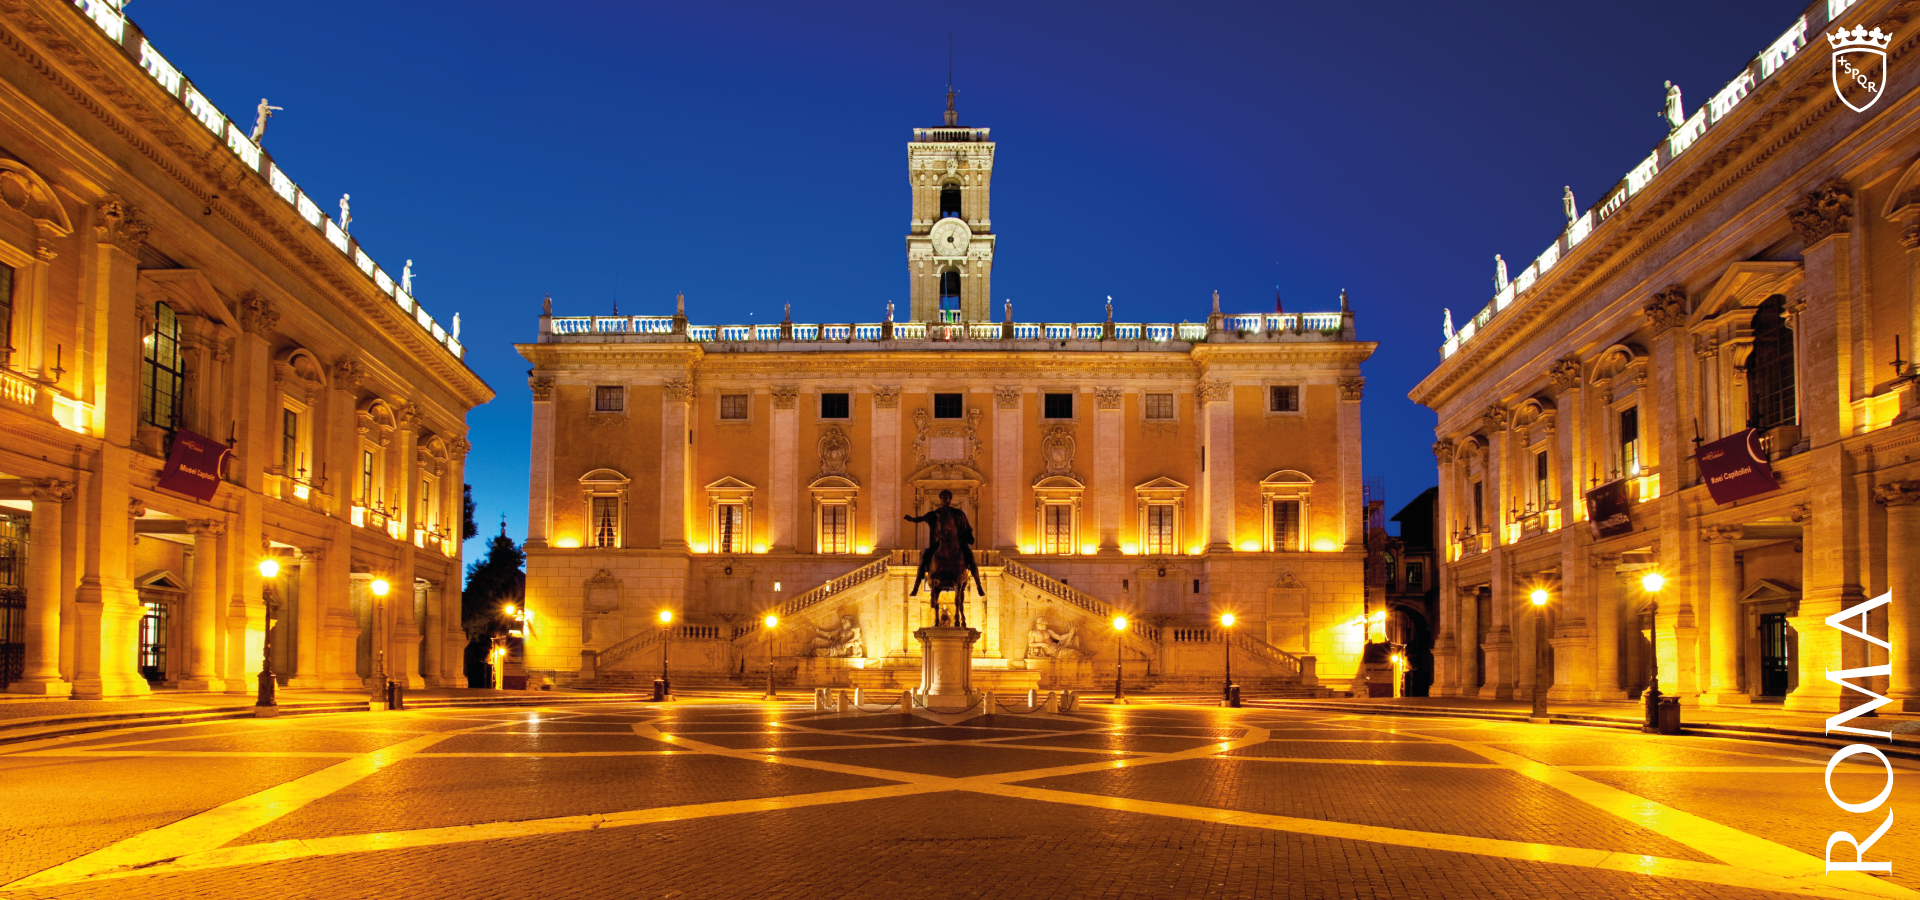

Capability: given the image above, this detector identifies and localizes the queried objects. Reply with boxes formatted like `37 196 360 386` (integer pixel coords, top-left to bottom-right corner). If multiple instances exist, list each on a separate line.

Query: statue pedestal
915 626 980 709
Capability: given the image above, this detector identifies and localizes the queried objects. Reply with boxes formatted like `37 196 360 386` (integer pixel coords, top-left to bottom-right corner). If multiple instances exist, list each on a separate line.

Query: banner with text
1585 479 1633 539
157 429 230 502
1696 428 1779 506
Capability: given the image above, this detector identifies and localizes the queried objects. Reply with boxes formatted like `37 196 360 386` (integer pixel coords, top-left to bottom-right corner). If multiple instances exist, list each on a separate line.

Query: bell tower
906 90 995 323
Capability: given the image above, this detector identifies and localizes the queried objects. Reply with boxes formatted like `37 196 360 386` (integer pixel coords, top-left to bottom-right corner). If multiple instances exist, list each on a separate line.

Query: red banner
1696 429 1779 506
157 429 230 502
1585 479 1633 539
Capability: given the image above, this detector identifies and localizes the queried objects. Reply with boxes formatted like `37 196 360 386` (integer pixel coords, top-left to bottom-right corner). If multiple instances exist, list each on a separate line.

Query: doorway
1760 612 1791 697
138 601 170 684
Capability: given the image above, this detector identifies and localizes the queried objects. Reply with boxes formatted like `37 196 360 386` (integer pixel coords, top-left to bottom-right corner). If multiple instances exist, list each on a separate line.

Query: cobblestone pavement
1 701 1916 899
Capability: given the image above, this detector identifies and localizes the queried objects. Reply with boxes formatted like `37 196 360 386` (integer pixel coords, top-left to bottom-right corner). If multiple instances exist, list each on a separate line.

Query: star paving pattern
0 700 1915 899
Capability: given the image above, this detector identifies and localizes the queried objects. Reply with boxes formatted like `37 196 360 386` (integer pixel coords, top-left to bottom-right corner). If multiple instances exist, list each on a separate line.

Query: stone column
177 520 227 691
9 479 73 695
1590 553 1624 699
1199 379 1233 551
287 547 324 688
420 580 444 687
1431 440 1458 694
1456 584 1481 695
873 386 902 549
1481 548 1513 698
770 385 798 552
661 378 690 551
1700 526 1747 703
990 386 1018 550
1877 481 1920 711
1094 387 1123 551
1337 377 1364 548
527 375 555 548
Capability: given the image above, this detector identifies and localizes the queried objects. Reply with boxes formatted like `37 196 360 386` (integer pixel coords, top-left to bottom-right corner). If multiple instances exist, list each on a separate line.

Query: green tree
461 484 479 541
462 529 524 685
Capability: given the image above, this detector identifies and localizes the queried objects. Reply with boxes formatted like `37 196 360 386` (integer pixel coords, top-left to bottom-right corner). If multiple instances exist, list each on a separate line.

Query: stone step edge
0 694 653 746
1241 700 1920 760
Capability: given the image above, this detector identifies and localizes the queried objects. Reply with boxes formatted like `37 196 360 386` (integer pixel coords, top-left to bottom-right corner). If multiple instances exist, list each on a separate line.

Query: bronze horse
924 512 971 628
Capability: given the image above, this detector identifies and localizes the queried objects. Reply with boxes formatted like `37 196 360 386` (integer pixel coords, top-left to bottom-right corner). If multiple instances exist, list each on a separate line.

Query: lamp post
1112 615 1129 704
1529 588 1550 720
1220 613 1236 706
256 558 280 712
1641 571 1665 732
657 609 674 700
369 577 390 708
763 614 779 700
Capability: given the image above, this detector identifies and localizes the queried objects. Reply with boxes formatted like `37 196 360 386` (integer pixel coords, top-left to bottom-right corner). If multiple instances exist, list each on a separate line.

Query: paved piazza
1 702 1916 899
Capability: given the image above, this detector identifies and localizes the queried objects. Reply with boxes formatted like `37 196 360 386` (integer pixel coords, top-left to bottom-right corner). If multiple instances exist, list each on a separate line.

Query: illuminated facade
1413 0 1920 711
518 103 1376 692
0 0 491 698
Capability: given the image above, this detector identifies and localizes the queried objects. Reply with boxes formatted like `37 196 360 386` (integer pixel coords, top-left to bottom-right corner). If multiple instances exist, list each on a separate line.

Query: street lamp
657 609 674 700
1641 571 1665 732
1219 613 1237 707
762 614 780 700
1529 588 1550 720
256 558 280 712
369 577 391 708
1112 615 1129 704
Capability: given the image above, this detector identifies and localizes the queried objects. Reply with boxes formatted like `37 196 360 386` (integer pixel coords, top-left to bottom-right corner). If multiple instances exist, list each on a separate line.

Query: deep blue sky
131 0 1806 554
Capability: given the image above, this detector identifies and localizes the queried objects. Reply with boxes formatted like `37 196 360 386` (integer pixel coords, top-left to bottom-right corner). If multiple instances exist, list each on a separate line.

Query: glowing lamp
1237 540 1261 552
1311 538 1339 552
856 545 872 555
1020 545 1036 554
554 537 581 549
1220 613 1235 628
1112 615 1129 632
1122 543 1138 555
752 544 768 554
504 604 516 615
658 609 674 624
1368 610 1386 624
1080 544 1098 555
1530 589 1549 607
370 578 390 597
1641 572 1665 594
1188 546 1204 556
764 614 779 629
257 558 279 579
691 542 710 554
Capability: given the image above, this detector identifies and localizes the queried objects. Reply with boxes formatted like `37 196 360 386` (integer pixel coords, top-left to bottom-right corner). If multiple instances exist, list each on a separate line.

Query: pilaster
1701 526 1748 703
990 386 1018 550
770 385 798 552
178 519 228 691
7 479 73 695
1094 387 1122 551
1200 380 1233 551
660 378 690 551
527 375 555 548
287 547 326 688
874 386 902 549
1876 481 1920 710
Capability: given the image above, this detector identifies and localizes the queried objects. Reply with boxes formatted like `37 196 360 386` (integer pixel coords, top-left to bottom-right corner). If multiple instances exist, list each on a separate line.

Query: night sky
129 0 1808 556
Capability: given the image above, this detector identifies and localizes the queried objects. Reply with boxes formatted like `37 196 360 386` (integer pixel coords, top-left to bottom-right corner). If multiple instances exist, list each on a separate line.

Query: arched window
939 270 961 323
939 184 962 220
1747 294 1796 431
142 302 184 431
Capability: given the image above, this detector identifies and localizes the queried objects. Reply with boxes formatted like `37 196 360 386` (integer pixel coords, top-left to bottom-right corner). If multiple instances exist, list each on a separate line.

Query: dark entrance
0 512 27 689
1760 612 1791 697
138 601 170 684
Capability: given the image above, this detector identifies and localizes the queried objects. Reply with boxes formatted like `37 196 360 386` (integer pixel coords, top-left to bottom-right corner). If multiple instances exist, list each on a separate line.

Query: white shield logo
1832 47 1887 112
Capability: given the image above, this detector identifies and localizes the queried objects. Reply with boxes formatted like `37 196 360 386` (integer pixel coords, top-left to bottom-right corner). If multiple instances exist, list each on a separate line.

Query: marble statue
1105 295 1113 321
249 98 282 143
1004 298 1012 322
451 313 461 342
542 294 552 315
338 194 352 233
401 260 414 295
1563 185 1577 223
1443 308 1455 341
1494 254 1508 292
1662 81 1685 128
1026 616 1087 659
802 615 864 658
886 301 895 323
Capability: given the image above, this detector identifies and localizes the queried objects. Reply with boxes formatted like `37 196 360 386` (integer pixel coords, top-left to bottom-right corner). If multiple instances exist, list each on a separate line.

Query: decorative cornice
873 385 901 409
186 519 227 538
449 437 472 460
1873 480 1920 508
332 358 363 392
662 378 693 402
1548 356 1582 392
93 193 149 253
1481 404 1509 432
238 291 279 335
1432 439 1454 464
1197 380 1231 403
26 478 75 503
1643 285 1687 333
528 375 555 402
992 385 1018 409
1788 178 1853 245
1094 386 1122 410
1700 524 1741 543
1336 376 1364 402
770 385 798 410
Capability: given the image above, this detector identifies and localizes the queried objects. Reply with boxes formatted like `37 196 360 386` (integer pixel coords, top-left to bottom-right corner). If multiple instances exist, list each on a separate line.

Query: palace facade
0 0 491 698
1412 0 1919 711
518 101 1377 693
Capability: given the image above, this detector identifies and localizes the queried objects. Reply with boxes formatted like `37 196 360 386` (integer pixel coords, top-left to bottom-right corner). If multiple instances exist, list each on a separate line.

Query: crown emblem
1827 25 1893 51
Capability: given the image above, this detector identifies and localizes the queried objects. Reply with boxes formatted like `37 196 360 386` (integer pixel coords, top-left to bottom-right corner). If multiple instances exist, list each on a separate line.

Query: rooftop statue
1661 81 1685 129
1563 185 1577 223
249 98 282 143
338 194 352 233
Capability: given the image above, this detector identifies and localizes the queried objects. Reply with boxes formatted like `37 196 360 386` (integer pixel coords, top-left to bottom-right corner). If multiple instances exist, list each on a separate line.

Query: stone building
0 0 491 698
1411 0 1919 712
517 99 1376 693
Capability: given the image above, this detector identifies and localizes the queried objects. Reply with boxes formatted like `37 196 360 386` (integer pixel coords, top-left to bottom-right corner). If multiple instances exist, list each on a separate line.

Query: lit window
595 385 623 412
715 503 745 553
282 408 301 475
1405 562 1424 590
420 478 432 526
360 450 375 505
1747 295 1796 431
590 496 619 548
0 263 14 366
819 503 848 554
1620 407 1640 476
821 392 850 419
1144 393 1174 421
719 394 748 420
1534 450 1549 508
1269 385 1299 413
1043 392 1073 419
934 393 963 419
1145 504 1175 555
1271 500 1301 551
1042 503 1073 554
142 302 185 431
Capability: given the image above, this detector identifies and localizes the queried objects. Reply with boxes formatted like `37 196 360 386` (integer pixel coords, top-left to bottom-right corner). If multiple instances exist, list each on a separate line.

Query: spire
1340 288 1349 312
944 33 959 127
1274 288 1284 314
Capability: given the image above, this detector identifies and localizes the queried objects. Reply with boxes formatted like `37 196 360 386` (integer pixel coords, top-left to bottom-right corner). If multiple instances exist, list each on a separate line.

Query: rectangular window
1473 482 1484 532
1620 407 1640 476
594 385 623 412
1534 450 1549 508
1144 393 1174 420
282 408 300 475
719 394 748 420
819 503 848 553
1145 505 1175 555
715 504 744 553
590 496 619 548
1405 562 1424 590
1043 392 1073 419
142 302 184 431
360 450 374 505
1043 503 1073 554
820 392 850 419
0 263 14 362
420 479 431 526
1271 500 1301 551
933 392 963 419
1269 385 1299 412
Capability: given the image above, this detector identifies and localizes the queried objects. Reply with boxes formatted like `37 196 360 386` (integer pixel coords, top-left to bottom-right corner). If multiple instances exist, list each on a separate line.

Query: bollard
652 678 667 702
1027 688 1039 708
1656 697 1682 735
1227 684 1241 708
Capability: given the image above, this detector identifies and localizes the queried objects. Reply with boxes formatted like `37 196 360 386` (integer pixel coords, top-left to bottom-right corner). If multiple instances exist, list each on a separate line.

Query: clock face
930 217 970 258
